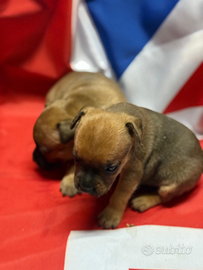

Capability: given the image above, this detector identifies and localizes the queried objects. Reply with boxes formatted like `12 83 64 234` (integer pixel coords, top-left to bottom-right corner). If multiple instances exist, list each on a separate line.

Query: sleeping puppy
33 72 126 197
71 103 203 228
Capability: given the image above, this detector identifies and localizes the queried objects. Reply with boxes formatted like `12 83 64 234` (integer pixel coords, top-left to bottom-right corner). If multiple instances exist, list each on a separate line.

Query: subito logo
141 243 154 256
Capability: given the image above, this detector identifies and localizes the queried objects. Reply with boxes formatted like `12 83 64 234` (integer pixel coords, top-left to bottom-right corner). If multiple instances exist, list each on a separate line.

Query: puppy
33 72 126 197
71 103 203 229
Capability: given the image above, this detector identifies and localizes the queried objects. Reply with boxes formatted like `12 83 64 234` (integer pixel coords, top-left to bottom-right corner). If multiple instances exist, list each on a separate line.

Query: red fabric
1 2 203 270
0 0 72 97
164 63 203 114
1 95 203 270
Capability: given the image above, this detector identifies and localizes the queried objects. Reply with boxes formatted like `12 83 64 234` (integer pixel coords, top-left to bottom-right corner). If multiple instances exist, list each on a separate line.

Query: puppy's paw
97 207 122 229
60 175 81 198
131 194 161 212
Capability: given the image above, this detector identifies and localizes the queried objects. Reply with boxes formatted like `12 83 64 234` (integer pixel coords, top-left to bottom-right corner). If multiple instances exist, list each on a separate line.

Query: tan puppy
33 72 126 196
71 103 203 229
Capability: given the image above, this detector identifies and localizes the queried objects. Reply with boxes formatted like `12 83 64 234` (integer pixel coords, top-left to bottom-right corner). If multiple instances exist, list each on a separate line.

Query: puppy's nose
80 182 95 194
80 184 94 193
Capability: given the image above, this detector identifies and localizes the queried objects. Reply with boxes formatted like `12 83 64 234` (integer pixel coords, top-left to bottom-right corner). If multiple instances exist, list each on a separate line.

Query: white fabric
167 106 203 140
70 0 115 79
64 225 203 270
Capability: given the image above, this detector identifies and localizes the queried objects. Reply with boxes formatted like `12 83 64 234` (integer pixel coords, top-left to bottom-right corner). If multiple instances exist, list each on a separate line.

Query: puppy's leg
131 193 161 212
135 182 195 211
60 165 81 197
158 159 201 203
132 158 202 212
98 165 143 229
130 181 196 212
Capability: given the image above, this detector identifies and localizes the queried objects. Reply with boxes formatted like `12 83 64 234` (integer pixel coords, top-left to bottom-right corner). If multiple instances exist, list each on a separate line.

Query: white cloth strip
70 0 115 79
166 106 203 140
64 225 203 270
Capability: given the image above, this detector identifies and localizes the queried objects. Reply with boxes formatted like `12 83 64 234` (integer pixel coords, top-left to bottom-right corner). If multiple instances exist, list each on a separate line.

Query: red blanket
1 87 203 270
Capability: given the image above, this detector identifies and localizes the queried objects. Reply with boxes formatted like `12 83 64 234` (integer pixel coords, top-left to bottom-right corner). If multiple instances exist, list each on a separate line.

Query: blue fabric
86 0 179 78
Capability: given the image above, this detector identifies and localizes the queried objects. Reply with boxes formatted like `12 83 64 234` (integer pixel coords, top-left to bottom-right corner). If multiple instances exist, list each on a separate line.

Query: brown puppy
71 103 203 229
33 72 126 196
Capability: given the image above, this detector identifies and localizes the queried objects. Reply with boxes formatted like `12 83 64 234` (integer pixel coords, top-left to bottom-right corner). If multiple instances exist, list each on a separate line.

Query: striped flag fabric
71 0 203 140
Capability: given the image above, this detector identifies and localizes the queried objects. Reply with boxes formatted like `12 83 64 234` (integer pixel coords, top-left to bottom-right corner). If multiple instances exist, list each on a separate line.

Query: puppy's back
108 102 203 162
46 72 126 106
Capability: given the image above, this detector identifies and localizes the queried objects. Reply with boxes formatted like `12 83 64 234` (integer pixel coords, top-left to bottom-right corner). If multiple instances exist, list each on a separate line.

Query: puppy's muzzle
33 147 59 170
75 175 98 196
76 181 97 195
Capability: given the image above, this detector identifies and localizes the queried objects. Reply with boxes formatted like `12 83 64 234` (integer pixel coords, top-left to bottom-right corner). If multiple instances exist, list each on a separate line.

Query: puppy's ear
70 107 96 130
70 111 85 130
57 120 75 144
126 117 142 143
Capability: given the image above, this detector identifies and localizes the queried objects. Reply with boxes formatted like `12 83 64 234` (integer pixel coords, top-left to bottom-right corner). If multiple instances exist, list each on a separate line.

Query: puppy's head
71 107 142 196
33 102 75 170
